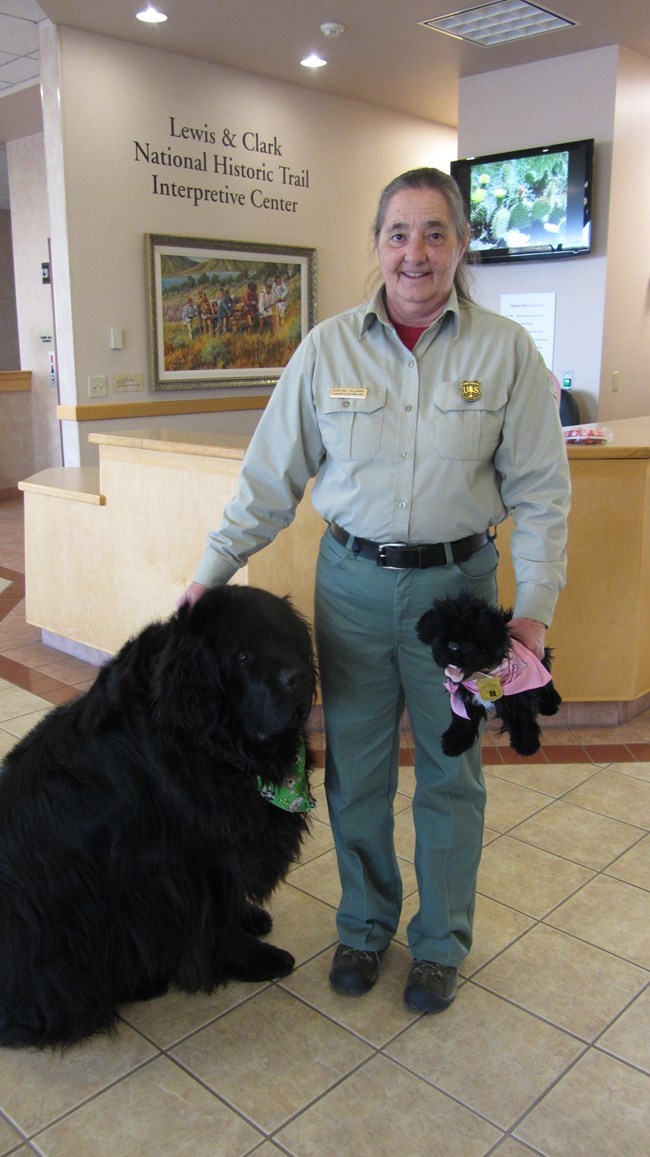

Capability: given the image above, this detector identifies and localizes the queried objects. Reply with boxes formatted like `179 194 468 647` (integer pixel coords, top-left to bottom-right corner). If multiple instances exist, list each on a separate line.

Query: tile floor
0 495 648 1156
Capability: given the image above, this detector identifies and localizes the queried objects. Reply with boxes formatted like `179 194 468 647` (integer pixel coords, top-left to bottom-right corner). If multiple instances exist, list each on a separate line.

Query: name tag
329 386 369 399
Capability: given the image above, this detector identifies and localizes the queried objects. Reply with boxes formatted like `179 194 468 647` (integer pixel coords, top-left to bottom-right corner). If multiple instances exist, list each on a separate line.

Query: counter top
88 416 650 462
566 416 650 459
88 428 249 460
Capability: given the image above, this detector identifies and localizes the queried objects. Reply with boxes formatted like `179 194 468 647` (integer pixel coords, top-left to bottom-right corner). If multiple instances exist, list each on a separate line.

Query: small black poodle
417 590 561 757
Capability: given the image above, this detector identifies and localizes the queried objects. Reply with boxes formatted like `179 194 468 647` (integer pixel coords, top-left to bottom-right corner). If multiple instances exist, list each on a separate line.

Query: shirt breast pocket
315 386 386 462
433 380 508 461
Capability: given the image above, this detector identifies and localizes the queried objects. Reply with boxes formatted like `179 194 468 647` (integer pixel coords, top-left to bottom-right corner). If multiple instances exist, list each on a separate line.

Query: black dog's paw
262 944 295 979
224 932 295 982
538 683 562 717
441 725 477 757
242 904 273 937
503 725 541 757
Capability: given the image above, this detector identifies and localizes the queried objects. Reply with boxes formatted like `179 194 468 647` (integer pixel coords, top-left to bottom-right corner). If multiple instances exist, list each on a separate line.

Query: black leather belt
329 524 490 569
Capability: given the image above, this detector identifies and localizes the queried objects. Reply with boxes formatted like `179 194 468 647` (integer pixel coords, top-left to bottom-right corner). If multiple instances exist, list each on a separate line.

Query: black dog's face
183 587 316 742
417 592 512 676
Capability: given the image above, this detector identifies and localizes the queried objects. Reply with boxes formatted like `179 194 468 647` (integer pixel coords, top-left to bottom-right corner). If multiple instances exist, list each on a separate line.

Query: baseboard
41 630 111 668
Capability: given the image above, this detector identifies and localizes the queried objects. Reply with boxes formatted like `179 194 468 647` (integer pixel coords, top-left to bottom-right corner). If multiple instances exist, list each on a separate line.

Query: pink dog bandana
445 639 552 719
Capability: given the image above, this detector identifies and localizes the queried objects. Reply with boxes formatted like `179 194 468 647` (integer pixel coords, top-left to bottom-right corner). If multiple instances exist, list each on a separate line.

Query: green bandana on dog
256 740 315 813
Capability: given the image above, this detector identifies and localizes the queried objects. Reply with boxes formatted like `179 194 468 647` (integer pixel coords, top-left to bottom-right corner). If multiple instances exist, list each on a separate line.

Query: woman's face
376 186 469 327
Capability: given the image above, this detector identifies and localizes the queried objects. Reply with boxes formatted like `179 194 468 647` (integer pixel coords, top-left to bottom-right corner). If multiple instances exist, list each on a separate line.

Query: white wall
458 47 619 422
6 132 61 475
38 25 455 465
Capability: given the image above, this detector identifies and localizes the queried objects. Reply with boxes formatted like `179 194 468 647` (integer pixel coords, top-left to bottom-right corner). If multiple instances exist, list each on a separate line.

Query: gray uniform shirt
194 286 571 626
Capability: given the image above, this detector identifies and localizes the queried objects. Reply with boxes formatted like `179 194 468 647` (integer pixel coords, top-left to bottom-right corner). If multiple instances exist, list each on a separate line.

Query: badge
475 674 503 702
329 386 369 399
460 380 482 402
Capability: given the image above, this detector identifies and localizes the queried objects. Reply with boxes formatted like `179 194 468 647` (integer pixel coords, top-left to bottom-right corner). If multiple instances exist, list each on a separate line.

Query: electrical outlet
88 375 108 398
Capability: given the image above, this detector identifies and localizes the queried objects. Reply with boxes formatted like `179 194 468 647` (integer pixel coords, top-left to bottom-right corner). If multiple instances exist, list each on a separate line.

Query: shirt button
405 404 413 412
398 501 407 509
401 451 409 460
342 400 350 408
408 360 415 368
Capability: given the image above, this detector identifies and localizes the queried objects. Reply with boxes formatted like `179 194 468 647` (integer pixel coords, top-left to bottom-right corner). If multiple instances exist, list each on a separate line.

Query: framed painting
145 234 316 390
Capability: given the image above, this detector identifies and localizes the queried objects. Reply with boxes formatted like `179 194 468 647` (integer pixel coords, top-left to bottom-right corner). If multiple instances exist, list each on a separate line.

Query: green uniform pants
314 527 499 967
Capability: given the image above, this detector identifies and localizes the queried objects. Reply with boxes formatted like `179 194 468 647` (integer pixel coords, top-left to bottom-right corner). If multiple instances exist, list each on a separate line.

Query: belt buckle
377 542 408 569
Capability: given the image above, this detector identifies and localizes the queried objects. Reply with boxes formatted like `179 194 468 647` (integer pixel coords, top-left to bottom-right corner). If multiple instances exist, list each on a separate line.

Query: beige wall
600 46 650 421
0 207 19 370
459 45 650 423
37 24 455 467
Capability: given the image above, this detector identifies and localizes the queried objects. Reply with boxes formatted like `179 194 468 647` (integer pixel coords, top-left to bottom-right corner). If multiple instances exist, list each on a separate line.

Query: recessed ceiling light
136 5 168 24
301 53 327 68
320 22 345 38
420 1 576 47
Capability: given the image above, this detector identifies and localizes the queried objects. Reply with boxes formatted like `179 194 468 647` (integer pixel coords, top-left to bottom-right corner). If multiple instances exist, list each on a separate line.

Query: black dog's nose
449 641 460 653
278 666 308 692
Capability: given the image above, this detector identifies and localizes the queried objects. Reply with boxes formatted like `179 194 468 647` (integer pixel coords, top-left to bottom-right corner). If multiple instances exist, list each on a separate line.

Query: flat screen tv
451 138 594 264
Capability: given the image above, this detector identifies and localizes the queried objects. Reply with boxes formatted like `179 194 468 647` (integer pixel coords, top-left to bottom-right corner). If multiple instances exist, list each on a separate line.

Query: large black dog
0 586 317 1048
417 590 561 757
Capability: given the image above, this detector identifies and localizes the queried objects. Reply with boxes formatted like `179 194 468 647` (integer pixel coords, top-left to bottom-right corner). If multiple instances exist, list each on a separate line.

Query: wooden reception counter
19 417 650 723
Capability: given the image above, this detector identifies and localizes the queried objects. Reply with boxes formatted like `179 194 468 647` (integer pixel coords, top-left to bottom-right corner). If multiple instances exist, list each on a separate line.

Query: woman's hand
176 581 209 611
508 617 546 659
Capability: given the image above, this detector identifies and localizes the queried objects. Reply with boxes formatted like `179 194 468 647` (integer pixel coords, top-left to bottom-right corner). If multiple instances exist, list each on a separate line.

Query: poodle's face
417 593 512 676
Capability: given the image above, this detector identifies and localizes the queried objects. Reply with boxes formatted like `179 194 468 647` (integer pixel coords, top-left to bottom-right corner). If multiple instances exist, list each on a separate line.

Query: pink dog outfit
445 638 552 719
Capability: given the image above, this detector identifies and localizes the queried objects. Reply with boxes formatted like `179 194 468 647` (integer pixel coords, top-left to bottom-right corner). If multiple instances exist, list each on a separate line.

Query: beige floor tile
387 983 583 1129
120 981 267 1050
489 1141 536 1156
604 833 650 888
0 709 51 739
482 825 501 844
460 894 534 976
308 782 329 818
545 874 650 967
397 764 416 796
597 987 650 1073
483 773 553 832
393 806 415 860
286 847 344 907
171 985 372 1133
477 836 594 918
482 761 597 796
0 685 50 722
613 760 650 783
395 888 419 946
266 881 338 963
514 1049 650 1155
291 815 334 866
32 1055 261 1156
564 767 650 828
0 727 19 758
289 846 418 907
392 789 413 816
276 1054 503 1156
475 923 646 1039
510 798 645 869
0 1024 157 1135
0 1114 24 1157
281 941 421 1046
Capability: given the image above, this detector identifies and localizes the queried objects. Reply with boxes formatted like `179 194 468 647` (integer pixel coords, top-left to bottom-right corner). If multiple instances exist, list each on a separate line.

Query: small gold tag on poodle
475 674 503 701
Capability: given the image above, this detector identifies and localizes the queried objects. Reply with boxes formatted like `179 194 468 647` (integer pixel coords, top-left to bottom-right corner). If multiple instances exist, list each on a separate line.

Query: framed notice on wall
145 233 317 391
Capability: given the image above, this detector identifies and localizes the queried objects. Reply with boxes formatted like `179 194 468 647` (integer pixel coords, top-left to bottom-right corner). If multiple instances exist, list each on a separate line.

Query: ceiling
1 0 649 205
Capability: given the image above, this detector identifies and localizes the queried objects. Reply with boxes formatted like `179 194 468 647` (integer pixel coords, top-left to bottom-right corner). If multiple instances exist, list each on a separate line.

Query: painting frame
145 233 317 391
